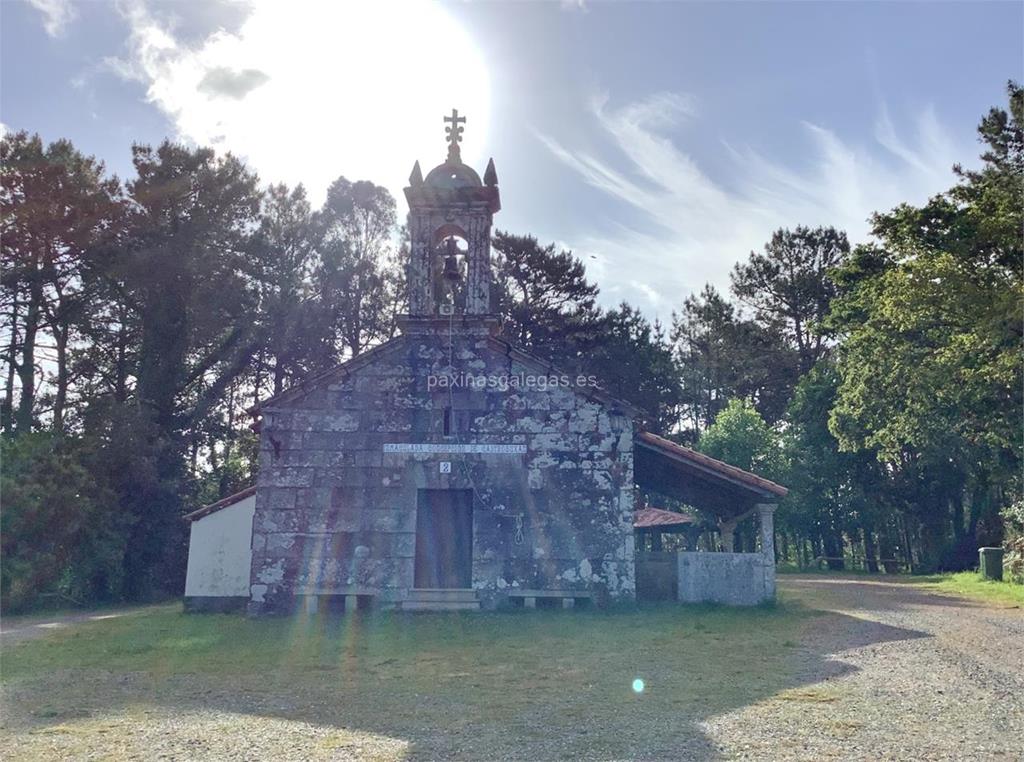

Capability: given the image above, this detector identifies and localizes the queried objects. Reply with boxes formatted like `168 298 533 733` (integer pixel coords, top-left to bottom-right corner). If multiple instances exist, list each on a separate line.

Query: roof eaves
184 485 257 522
634 506 698 528
636 430 789 498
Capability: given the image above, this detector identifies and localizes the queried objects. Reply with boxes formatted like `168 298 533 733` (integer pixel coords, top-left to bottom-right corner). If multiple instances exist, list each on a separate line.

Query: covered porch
632 431 788 605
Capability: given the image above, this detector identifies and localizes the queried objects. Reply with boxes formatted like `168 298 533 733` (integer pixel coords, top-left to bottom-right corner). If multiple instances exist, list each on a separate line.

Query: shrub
1 433 128 611
1001 499 1024 585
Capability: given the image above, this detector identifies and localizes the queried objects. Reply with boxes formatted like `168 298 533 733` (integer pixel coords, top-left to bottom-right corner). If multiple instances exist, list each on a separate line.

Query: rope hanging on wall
513 514 525 545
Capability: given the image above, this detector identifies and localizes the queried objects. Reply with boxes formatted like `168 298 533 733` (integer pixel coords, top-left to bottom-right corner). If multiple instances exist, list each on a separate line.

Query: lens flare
632 678 645 693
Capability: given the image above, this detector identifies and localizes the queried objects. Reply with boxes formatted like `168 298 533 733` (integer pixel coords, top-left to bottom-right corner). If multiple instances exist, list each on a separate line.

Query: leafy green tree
1 132 123 435
1001 499 1024 584
491 231 603 365
111 141 263 595
783 363 898 570
731 226 850 374
1 433 126 611
249 183 335 398
490 234 678 430
317 177 399 358
671 284 798 439
829 82 1023 570
698 398 784 553
584 304 681 433
698 398 783 480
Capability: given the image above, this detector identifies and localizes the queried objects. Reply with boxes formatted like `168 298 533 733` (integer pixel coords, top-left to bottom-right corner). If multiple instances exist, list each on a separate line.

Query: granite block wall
248 325 635 613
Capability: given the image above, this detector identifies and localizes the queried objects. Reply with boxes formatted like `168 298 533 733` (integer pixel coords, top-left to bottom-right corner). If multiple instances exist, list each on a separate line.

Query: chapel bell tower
404 109 500 319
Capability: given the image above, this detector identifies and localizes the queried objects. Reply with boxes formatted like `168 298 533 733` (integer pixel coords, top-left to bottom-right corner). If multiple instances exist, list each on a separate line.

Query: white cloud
27 0 75 37
112 0 490 205
540 92 970 317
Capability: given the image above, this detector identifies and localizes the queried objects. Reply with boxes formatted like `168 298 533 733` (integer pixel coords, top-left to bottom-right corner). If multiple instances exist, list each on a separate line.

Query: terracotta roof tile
634 506 697 528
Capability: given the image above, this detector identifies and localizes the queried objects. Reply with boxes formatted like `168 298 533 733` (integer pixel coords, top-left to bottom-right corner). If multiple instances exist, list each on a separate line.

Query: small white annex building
183 487 256 611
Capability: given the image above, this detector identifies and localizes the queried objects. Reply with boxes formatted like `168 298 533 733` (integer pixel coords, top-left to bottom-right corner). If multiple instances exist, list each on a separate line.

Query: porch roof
634 431 787 518
634 506 698 531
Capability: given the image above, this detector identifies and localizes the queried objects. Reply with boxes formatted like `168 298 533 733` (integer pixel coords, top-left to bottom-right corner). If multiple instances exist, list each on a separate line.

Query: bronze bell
442 252 461 284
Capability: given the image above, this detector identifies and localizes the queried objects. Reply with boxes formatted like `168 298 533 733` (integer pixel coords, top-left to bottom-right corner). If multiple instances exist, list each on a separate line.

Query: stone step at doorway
401 588 480 611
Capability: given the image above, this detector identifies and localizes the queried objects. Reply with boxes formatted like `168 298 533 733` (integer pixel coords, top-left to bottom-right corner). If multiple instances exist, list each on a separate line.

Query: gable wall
249 328 635 612
185 495 256 599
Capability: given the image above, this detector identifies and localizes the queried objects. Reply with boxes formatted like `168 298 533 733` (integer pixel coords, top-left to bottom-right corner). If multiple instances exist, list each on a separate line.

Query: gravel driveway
704 576 1024 760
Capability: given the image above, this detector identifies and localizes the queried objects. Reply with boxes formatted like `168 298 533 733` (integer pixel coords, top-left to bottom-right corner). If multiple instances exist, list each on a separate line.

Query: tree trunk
862 523 879 573
899 515 915 572
123 287 190 599
52 325 68 434
878 521 898 573
2 292 19 434
822 524 845 570
273 357 285 397
114 303 129 403
951 491 966 543
15 277 42 435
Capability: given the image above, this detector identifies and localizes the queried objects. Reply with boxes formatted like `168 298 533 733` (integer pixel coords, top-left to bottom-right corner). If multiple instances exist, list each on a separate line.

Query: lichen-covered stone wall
248 322 635 613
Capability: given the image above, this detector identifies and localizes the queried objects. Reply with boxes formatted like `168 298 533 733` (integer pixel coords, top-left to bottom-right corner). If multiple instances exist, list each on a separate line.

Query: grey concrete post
756 503 778 600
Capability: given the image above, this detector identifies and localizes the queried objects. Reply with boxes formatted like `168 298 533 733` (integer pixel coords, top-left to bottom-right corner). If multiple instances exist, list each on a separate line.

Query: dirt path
705 576 1024 760
1 607 144 646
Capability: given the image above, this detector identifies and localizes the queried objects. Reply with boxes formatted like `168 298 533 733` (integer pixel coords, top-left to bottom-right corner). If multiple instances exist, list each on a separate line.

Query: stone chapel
183 111 787 614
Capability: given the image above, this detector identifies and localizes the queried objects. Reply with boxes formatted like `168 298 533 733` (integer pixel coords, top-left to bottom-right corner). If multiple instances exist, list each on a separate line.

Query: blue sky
3 0 1021 318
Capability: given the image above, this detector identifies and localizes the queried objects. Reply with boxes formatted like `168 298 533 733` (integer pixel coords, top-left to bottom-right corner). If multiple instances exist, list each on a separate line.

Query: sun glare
140 1 490 204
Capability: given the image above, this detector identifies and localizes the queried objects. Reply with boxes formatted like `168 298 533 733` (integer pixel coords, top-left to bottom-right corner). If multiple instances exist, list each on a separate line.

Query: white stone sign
383 443 527 454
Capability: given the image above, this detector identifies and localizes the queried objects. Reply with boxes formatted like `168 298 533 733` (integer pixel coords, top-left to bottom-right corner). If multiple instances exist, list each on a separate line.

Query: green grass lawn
2 599 822 759
780 566 1023 606
6 576 1015 759
906 571 1024 607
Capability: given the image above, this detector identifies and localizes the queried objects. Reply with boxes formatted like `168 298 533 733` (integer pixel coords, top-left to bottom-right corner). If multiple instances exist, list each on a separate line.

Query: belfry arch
404 108 501 318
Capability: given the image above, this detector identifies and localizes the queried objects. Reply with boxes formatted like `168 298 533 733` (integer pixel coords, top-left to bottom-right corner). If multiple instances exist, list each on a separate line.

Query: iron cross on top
444 109 466 145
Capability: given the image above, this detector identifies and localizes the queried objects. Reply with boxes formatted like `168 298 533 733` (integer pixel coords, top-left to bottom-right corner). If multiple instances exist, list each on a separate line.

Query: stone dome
424 160 482 190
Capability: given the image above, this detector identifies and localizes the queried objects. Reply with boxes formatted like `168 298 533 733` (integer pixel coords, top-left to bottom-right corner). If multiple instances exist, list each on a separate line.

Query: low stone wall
676 551 775 606
635 552 678 601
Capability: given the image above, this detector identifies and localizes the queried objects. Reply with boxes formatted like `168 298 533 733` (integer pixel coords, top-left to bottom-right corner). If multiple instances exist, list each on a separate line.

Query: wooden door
414 489 473 589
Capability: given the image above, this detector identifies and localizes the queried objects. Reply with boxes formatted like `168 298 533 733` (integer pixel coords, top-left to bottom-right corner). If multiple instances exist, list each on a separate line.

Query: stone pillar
407 215 433 315
718 518 738 553
465 216 491 314
756 504 777 560
756 503 778 600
